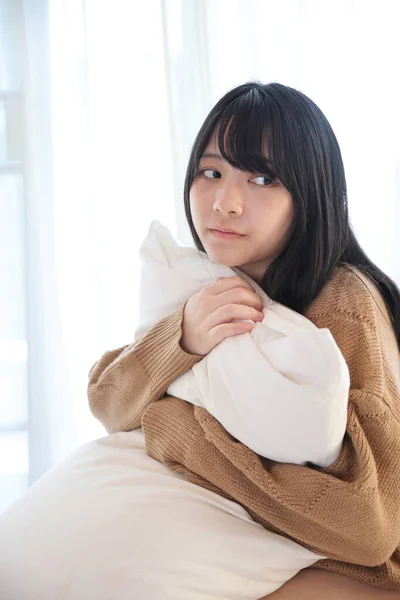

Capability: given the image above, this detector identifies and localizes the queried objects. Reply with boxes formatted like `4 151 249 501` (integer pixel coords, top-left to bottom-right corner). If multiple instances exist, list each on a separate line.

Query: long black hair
183 82 400 347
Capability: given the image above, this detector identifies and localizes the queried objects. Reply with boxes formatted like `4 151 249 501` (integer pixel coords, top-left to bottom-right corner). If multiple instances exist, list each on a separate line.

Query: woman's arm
142 286 400 568
87 304 203 433
144 388 400 567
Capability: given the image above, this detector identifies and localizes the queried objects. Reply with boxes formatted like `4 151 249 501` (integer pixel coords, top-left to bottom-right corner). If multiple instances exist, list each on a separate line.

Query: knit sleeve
142 289 400 567
87 303 203 433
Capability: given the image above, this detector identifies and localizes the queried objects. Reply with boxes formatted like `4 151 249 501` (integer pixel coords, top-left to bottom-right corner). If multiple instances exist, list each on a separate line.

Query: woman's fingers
181 275 264 355
212 286 264 312
207 303 264 331
208 321 256 347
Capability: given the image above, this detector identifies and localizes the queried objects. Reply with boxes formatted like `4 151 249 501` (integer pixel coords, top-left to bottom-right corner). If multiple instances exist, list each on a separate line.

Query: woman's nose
212 182 244 216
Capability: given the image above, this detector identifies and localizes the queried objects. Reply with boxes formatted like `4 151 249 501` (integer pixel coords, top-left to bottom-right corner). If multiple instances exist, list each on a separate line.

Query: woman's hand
180 275 264 356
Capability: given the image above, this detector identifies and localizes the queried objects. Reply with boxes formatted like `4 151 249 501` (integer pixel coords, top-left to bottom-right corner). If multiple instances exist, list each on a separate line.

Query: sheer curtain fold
4 0 399 499
22 0 78 483
21 0 178 484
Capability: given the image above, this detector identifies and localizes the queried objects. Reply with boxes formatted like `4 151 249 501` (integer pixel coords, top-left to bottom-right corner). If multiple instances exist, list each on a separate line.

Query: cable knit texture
88 266 400 590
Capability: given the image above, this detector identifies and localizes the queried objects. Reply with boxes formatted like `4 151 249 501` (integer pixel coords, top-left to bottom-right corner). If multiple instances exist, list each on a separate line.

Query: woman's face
190 137 294 283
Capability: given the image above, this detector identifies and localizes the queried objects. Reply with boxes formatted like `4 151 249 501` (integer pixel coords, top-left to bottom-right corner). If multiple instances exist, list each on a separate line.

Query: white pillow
0 430 319 600
136 221 350 467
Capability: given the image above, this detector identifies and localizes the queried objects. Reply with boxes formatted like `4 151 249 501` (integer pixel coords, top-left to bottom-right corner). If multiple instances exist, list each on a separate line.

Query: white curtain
25 0 178 480
165 0 400 273
1 0 399 511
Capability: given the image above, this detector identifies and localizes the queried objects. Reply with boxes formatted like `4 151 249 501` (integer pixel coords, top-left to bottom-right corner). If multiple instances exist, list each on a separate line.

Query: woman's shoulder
307 263 398 364
306 266 398 396
306 264 391 329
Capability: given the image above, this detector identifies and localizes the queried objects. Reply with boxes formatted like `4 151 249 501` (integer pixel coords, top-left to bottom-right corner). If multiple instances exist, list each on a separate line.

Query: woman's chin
204 249 239 268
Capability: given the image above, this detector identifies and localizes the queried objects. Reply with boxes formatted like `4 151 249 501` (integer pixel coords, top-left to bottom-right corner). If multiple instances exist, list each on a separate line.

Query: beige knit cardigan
88 267 400 590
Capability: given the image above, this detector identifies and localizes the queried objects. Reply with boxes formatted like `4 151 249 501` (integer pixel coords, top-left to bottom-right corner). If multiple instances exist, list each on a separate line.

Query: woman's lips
209 229 245 240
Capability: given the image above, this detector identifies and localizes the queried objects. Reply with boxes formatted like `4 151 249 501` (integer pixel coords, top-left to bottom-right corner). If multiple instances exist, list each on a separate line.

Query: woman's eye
202 169 221 179
251 175 275 186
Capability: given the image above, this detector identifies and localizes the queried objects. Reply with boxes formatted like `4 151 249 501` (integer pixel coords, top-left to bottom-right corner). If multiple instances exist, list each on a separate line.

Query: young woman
88 82 400 596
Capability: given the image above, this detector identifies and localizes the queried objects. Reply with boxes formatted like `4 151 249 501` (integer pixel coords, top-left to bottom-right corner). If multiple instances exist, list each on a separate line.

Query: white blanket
135 221 350 468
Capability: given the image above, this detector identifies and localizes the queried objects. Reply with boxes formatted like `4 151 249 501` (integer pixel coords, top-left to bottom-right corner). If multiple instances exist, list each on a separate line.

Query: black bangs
213 89 278 177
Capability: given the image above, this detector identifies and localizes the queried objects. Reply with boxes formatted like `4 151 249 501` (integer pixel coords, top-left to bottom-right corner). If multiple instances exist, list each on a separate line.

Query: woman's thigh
259 568 400 599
